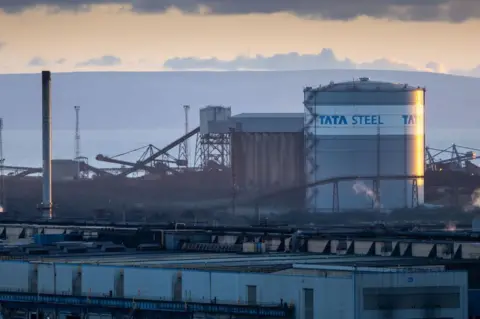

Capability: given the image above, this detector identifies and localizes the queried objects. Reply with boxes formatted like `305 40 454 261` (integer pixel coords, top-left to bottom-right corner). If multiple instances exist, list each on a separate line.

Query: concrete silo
304 78 425 212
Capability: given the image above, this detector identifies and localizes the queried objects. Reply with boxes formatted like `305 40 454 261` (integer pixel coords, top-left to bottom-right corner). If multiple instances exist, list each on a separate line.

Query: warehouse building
0 253 469 319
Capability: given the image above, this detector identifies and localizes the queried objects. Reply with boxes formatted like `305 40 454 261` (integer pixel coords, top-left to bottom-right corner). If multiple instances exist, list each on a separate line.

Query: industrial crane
425 144 478 173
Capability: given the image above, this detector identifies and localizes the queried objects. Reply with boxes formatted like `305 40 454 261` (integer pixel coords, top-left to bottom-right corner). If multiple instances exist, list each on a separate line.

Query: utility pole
178 105 190 167
74 106 81 160
0 118 5 212
74 106 81 179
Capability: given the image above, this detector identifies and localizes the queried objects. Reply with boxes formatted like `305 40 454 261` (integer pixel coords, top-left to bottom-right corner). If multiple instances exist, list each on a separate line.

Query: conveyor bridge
0 291 294 318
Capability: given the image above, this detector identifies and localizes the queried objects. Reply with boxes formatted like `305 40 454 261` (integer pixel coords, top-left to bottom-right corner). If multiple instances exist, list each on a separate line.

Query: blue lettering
319 115 348 125
402 114 416 125
319 115 327 125
331 115 339 124
319 115 388 126
350 115 384 125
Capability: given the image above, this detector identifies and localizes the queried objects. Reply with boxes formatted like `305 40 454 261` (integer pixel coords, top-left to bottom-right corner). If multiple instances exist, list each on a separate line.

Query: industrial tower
74 106 88 178
74 106 81 159
178 105 190 167
194 106 232 169
0 118 5 212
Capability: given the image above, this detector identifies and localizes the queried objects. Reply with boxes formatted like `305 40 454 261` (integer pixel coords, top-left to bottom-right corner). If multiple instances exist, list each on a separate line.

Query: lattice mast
74 106 81 159
0 118 5 210
178 105 190 167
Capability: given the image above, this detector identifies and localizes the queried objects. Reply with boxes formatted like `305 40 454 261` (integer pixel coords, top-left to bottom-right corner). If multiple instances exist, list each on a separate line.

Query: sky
0 1 479 75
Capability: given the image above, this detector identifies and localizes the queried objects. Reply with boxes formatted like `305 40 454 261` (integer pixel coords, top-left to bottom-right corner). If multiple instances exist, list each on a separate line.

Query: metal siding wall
313 135 419 211
37 264 75 294
0 262 30 292
182 271 212 301
232 132 304 192
52 161 79 181
56 264 75 294
355 271 468 319
81 265 116 296
123 267 176 299
210 272 239 302
37 264 54 294
0 261 357 319
210 272 353 319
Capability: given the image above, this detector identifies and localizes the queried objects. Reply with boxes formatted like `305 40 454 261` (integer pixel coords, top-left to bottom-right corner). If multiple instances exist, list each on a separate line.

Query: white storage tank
304 78 425 212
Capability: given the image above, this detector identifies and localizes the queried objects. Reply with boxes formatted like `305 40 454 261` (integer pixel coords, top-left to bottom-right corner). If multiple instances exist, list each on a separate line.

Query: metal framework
250 174 423 213
194 133 231 169
303 88 318 211
178 105 190 167
0 118 5 211
425 144 478 172
74 106 81 160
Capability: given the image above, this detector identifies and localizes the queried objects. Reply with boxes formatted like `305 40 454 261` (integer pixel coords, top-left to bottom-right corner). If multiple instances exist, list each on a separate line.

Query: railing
0 291 294 318
0 255 28 261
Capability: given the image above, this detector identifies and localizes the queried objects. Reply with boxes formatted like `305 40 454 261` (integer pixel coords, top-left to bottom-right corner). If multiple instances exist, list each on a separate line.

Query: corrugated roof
233 113 304 119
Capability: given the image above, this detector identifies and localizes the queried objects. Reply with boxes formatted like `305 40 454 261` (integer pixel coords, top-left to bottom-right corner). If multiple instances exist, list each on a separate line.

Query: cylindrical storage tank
304 78 425 212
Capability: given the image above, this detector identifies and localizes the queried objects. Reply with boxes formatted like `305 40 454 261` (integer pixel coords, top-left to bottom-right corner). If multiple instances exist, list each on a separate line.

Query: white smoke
445 221 457 231
473 189 480 207
464 188 480 212
352 181 382 209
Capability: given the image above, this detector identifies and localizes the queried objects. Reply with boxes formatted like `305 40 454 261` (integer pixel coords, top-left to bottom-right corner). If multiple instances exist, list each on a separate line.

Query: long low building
0 252 470 319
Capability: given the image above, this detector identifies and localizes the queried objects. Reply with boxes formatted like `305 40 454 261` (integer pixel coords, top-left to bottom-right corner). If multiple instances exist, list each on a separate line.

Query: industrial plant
0 73 479 222
0 71 479 319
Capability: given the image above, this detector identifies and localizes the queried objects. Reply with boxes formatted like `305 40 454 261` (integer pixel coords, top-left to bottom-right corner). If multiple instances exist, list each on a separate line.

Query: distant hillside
0 70 479 131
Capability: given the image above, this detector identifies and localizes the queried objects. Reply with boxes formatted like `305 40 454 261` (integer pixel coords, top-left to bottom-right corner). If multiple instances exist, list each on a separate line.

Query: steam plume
352 181 381 209
464 188 480 212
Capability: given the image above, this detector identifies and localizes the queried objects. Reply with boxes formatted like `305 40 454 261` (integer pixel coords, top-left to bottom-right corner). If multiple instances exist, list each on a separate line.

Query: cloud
425 62 447 73
0 41 5 50
164 49 421 72
76 55 122 67
452 65 480 77
165 50 357 71
358 58 417 71
1 0 480 22
55 58 67 65
27 57 48 67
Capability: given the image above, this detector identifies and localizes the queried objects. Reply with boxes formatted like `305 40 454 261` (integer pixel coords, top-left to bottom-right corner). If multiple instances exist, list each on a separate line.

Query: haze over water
3 128 479 168
1 69 479 168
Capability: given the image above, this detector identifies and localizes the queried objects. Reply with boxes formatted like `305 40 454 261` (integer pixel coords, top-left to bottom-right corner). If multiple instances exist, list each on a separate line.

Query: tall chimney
41 71 52 219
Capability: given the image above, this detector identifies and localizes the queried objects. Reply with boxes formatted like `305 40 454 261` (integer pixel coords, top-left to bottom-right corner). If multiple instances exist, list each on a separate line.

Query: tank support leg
373 179 380 210
332 182 339 213
411 179 419 208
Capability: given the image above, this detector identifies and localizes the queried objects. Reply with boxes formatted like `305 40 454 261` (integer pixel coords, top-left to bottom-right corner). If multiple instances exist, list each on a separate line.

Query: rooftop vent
359 77 370 82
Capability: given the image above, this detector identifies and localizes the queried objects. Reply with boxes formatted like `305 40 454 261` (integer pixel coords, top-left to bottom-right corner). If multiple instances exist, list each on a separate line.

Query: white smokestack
41 71 52 219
